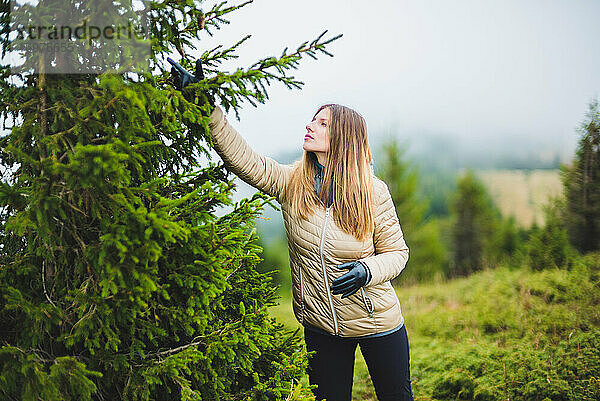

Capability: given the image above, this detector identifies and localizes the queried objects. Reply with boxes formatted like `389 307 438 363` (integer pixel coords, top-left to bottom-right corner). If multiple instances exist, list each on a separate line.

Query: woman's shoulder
370 174 394 211
371 174 387 188
371 174 390 196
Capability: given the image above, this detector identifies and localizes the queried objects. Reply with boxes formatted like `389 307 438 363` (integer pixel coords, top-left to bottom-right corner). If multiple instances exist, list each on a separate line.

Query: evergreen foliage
376 138 448 284
377 139 427 232
0 0 341 399
485 215 524 267
448 169 501 276
522 198 577 271
561 98 600 253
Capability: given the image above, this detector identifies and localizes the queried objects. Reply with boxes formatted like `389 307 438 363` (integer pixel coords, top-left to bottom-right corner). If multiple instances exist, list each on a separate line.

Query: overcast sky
194 0 600 159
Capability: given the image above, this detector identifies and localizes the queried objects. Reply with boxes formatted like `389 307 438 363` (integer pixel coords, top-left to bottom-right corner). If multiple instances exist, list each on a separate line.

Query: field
476 170 562 228
269 253 600 400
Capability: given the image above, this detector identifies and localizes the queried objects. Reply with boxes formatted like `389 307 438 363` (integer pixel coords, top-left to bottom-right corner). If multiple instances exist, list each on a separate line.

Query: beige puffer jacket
209 106 409 337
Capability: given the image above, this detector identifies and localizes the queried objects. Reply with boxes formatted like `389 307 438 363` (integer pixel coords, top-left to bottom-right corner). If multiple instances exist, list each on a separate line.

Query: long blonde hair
283 104 375 241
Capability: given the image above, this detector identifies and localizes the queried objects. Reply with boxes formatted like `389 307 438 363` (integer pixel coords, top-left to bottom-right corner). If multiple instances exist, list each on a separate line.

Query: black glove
330 260 371 299
167 57 214 105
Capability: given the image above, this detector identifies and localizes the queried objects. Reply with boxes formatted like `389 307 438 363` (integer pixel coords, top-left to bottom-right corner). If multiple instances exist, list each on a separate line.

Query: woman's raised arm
167 57 292 203
208 105 292 203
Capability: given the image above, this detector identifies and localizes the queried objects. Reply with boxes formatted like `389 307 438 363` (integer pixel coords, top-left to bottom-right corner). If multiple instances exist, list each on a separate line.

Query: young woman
169 59 414 401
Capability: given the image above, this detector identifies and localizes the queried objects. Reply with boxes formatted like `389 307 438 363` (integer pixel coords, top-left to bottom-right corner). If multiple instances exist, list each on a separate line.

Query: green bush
522 199 577 271
401 253 600 400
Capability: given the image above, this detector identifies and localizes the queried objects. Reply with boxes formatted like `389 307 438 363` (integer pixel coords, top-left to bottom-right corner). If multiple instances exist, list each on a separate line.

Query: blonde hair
283 104 375 241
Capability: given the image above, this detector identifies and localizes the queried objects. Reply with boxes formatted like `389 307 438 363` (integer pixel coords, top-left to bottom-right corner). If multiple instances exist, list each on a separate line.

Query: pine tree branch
141 313 256 365
204 0 254 25
37 53 47 160
6 345 55 364
69 305 97 335
49 94 119 141
249 30 343 72
176 30 342 116
202 0 254 35
176 0 255 37
41 260 56 307
225 260 242 281
149 336 207 359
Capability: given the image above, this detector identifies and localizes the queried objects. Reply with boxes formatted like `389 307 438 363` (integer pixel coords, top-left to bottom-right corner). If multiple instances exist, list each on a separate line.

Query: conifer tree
0 0 340 399
523 197 576 271
377 138 447 283
448 169 500 276
378 139 427 232
562 98 600 253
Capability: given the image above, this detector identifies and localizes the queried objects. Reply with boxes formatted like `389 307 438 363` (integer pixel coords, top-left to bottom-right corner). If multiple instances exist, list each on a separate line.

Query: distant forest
265 131 569 220
276 130 571 172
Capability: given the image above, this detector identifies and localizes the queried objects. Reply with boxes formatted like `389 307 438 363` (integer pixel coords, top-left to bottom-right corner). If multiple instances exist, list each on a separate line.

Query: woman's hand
167 57 204 90
331 261 371 299
167 57 214 105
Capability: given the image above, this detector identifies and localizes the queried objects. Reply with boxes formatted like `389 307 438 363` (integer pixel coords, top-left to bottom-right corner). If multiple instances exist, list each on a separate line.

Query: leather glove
330 260 371 299
167 57 214 105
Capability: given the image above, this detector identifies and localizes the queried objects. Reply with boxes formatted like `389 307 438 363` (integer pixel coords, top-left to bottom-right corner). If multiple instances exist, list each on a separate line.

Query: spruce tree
448 169 500 276
376 138 447 283
524 198 576 271
562 98 600 253
0 0 340 399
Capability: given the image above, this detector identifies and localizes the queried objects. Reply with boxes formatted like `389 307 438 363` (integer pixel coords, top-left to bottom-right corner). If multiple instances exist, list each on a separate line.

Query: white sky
194 0 600 158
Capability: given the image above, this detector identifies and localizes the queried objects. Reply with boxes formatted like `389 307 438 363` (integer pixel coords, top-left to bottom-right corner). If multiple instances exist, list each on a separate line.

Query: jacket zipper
361 287 374 317
320 205 339 335
299 267 305 311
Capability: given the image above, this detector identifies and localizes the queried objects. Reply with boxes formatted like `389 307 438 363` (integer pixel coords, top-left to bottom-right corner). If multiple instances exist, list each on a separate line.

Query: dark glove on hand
167 57 214 105
330 260 371 299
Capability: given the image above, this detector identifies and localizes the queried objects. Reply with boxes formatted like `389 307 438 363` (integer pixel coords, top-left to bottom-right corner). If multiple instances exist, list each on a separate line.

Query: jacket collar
314 161 333 207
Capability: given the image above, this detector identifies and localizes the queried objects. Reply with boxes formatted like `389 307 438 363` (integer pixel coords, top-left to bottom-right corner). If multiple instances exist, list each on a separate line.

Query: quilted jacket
209 106 410 337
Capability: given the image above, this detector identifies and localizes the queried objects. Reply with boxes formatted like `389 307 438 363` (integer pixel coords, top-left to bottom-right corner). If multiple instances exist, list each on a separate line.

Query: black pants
304 325 414 401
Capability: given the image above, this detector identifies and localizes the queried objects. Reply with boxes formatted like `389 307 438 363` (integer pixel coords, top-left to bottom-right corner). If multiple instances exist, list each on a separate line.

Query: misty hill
221 132 569 242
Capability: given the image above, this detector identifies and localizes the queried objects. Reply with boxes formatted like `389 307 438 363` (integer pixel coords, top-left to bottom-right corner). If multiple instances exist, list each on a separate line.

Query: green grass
269 252 600 400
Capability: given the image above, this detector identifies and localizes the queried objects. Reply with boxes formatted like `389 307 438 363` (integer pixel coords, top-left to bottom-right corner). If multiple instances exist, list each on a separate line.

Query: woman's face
303 107 331 156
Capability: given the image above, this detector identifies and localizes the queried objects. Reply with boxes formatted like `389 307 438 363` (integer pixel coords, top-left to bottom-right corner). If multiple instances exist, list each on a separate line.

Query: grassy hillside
477 170 562 228
270 253 600 400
